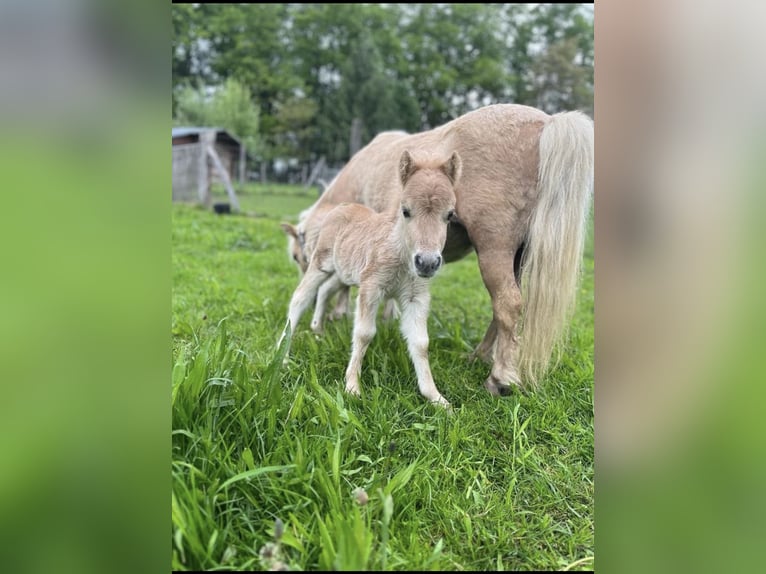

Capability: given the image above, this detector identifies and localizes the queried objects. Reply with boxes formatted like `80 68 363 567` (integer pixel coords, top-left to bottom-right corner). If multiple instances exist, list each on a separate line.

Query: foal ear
399 150 417 186
280 222 298 238
442 151 463 184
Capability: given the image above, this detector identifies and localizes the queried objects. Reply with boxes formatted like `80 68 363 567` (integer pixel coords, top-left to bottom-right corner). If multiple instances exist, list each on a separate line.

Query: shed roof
172 127 242 147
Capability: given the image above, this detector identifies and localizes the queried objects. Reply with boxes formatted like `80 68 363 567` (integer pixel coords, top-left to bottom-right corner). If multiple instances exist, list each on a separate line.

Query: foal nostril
414 253 442 275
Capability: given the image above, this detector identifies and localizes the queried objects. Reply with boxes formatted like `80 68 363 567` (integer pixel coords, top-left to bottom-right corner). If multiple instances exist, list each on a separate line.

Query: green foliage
213 4 300 161
399 4 511 127
175 77 260 154
171 4 594 164
171 186 594 570
272 96 319 162
531 37 594 115
525 4 594 115
172 3 205 117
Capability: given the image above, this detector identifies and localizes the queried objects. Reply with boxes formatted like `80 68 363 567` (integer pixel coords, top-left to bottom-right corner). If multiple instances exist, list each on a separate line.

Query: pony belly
334 264 361 289
443 222 474 263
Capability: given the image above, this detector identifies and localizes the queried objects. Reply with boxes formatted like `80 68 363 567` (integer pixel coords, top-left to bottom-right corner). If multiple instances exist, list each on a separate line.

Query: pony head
280 221 309 274
398 149 462 278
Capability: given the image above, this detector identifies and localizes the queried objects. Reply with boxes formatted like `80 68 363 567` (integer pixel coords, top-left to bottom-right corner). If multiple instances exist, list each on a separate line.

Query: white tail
518 111 594 386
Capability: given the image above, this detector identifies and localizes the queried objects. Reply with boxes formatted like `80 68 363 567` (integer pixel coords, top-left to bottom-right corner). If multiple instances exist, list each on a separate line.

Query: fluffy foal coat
279 150 462 407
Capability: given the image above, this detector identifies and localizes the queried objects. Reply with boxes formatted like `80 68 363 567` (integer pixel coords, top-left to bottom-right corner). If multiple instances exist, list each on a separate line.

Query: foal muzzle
414 253 442 278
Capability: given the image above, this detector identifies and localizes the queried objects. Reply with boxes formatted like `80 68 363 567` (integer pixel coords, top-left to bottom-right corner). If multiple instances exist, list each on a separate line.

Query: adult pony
292 104 593 396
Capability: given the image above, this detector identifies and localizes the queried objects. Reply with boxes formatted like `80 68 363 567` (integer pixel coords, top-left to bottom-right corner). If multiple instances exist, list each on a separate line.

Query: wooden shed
172 127 244 211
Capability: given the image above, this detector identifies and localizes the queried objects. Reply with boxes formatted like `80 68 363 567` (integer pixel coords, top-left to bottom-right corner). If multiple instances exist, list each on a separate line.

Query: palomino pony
287 104 594 396
278 150 462 407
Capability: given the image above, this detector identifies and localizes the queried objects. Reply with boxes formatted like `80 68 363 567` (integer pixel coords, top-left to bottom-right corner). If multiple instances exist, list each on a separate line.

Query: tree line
172 3 593 179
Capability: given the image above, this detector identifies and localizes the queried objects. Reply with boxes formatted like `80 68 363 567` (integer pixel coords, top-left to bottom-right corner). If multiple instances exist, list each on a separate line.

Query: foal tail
518 110 594 386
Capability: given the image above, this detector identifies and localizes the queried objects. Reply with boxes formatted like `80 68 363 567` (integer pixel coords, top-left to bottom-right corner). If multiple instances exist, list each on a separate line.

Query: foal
281 203 352 323
278 150 462 407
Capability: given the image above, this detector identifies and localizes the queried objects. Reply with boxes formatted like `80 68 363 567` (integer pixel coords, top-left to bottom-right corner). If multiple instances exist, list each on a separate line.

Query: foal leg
476 250 523 396
382 298 401 322
278 266 329 354
311 274 344 335
329 286 351 321
469 318 497 364
398 291 449 407
344 286 382 396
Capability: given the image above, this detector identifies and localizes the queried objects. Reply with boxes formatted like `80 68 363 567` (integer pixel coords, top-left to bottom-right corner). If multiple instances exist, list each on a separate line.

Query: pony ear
280 222 298 238
442 151 463 184
399 150 416 186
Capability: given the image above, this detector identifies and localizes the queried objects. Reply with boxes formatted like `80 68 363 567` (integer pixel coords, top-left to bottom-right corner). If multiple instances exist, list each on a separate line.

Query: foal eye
447 209 456 221
293 254 299 262
402 207 411 218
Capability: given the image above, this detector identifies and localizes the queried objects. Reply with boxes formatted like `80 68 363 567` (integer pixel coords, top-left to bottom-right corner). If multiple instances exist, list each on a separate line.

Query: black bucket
213 203 231 215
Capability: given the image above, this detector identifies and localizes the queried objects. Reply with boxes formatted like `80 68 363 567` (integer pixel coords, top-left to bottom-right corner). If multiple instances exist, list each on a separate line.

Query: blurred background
2 0 766 573
171 4 593 185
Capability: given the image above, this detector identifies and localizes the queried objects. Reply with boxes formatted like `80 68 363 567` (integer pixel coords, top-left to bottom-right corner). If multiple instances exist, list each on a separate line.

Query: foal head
398 149 462 278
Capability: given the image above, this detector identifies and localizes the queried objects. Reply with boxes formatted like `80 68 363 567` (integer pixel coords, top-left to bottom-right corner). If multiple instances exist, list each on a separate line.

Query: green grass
172 186 594 571
209 182 323 220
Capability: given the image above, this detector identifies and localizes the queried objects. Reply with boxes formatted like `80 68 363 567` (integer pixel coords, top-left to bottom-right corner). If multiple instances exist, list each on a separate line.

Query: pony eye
402 207 411 218
293 254 299 262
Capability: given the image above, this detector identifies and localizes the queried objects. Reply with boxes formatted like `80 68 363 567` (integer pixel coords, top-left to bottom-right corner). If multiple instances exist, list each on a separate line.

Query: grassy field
172 183 594 571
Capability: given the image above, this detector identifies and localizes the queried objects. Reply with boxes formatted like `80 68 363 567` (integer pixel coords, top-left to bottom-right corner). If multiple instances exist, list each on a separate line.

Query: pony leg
469 318 497 363
278 266 329 354
329 286 351 321
476 250 523 396
398 292 449 407
344 286 381 396
311 274 343 335
382 298 401 322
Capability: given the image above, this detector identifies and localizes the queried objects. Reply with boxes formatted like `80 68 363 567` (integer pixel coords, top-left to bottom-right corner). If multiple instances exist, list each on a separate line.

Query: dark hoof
484 376 516 397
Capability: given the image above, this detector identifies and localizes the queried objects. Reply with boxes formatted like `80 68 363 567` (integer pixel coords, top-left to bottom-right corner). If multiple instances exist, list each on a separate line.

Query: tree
197 4 301 167
288 3 418 163
174 77 260 155
524 4 593 114
529 37 593 115
337 34 406 156
272 96 318 164
171 3 594 165
398 4 510 128
172 4 212 117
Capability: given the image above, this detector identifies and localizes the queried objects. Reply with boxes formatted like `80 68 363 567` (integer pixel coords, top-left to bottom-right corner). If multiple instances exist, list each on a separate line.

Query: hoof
484 376 518 397
429 395 451 409
345 382 361 397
